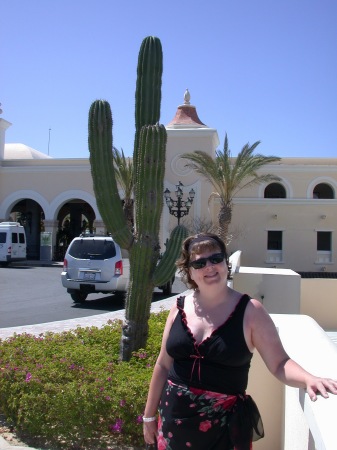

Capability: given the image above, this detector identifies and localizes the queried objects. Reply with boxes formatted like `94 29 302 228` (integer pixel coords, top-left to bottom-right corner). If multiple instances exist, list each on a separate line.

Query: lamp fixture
164 181 195 225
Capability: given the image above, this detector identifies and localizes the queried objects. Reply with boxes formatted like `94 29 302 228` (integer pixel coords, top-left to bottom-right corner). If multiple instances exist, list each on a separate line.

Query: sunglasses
189 253 225 270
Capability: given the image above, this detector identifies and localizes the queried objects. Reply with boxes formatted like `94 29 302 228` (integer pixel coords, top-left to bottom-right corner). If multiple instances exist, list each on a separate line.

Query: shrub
0 309 169 449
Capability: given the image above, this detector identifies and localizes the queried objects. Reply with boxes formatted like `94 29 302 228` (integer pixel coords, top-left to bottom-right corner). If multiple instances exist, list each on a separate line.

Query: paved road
0 264 187 328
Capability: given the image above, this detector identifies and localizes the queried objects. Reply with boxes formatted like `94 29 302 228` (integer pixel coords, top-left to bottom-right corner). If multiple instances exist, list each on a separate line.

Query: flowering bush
0 309 168 449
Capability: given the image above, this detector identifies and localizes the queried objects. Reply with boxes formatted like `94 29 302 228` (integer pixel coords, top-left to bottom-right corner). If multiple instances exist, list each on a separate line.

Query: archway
54 200 96 260
10 199 44 260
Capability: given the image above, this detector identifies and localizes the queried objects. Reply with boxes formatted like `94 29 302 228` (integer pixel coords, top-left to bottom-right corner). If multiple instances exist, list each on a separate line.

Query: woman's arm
245 299 337 401
143 304 177 444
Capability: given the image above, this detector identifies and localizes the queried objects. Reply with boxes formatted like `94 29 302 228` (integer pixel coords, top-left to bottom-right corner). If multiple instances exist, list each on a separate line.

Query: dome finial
184 89 191 105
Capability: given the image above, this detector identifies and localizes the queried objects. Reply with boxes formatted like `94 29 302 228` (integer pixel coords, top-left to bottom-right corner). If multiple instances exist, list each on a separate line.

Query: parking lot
0 264 186 329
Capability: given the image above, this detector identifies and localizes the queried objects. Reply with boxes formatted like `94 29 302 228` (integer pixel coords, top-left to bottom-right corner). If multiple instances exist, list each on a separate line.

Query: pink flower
136 415 143 424
109 418 124 433
120 399 126 407
25 372 32 382
199 420 212 432
157 430 167 450
186 442 192 447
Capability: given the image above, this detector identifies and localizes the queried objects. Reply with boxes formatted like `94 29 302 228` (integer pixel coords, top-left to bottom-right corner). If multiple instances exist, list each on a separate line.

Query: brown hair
176 233 232 290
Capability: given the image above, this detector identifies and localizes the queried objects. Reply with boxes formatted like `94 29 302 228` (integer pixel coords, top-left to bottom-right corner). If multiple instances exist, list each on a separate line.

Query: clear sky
1 0 336 159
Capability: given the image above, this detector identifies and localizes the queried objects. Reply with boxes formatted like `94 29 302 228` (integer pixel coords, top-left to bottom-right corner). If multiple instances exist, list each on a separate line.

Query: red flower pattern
199 420 212 432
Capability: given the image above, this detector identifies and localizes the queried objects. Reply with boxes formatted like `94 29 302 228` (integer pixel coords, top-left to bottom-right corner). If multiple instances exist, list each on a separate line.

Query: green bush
0 309 169 449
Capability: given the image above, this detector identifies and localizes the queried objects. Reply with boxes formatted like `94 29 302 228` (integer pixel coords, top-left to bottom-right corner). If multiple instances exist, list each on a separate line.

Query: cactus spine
89 36 187 360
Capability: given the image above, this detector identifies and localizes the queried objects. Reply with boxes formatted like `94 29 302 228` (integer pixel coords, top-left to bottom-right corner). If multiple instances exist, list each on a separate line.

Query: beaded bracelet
143 416 157 422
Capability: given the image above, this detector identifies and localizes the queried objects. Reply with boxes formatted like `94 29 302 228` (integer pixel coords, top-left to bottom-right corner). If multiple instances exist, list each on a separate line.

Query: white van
0 222 27 265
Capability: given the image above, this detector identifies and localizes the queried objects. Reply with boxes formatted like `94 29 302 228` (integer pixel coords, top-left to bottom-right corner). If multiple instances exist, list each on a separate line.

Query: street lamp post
164 181 195 225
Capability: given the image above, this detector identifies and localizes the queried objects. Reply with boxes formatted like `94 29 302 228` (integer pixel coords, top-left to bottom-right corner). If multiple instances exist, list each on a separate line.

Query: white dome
4 143 52 159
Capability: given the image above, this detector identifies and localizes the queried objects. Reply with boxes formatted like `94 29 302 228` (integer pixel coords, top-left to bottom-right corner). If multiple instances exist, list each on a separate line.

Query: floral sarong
157 380 264 450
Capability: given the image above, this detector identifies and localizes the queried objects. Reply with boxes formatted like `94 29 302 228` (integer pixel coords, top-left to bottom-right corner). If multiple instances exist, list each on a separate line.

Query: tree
112 147 134 231
181 134 281 242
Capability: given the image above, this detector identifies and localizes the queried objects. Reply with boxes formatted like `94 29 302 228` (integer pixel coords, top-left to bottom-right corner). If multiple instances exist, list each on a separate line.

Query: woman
143 233 337 449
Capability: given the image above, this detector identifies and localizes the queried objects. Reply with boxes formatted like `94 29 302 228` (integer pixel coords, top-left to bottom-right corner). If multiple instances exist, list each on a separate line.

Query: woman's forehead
189 241 221 255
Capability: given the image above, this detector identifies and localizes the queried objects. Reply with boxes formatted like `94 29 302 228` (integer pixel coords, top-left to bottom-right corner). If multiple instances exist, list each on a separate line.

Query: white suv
61 235 130 303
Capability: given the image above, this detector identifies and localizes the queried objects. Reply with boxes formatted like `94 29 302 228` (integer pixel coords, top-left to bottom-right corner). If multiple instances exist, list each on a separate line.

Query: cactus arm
134 36 163 170
153 225 188 286
88 99 133 249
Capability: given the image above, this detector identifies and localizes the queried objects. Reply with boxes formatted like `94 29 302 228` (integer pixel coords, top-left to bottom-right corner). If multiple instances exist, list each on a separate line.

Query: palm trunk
217 202 232 245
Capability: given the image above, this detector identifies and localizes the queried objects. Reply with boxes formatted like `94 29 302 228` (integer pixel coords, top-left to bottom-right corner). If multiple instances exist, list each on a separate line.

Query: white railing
273 314 337 450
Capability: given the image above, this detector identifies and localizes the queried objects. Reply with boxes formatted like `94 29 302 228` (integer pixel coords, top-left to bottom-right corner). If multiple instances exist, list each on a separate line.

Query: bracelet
143 416 157 422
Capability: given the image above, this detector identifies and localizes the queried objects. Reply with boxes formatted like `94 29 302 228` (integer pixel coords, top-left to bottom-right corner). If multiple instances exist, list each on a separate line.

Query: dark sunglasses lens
190 259 207 269
209 254 225 264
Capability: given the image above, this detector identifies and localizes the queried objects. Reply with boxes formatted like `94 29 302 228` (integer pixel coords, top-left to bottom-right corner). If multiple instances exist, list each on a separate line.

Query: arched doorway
10 199 44 260
54 200 96 260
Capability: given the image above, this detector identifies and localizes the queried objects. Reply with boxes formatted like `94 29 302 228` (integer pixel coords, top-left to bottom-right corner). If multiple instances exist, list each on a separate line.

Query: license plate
83 272 96 280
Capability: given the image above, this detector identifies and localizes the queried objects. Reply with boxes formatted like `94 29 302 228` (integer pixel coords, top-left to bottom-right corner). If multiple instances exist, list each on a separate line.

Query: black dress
157 294 264 450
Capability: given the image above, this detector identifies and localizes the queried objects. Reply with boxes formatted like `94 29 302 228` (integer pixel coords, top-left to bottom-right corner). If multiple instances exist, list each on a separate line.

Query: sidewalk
0 436 39 450
0 436 38 450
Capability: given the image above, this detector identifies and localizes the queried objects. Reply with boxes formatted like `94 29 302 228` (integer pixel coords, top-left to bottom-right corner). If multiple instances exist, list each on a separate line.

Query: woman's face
188 246 228 288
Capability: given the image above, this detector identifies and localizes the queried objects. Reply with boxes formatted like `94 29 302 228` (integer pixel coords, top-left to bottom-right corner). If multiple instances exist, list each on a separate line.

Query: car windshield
68 239 116 260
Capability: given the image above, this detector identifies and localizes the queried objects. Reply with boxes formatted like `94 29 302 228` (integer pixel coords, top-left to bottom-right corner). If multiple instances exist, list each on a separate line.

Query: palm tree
112 147 134 231
181 134 281 243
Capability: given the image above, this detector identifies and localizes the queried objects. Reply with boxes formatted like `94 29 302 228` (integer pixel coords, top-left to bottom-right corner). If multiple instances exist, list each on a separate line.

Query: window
68 239 116 260
19 233 25 244
268 231 282 250
11 233 18 244
317 232 331 251
313 183 334 199
316 231 332 263
266 231 283 263
264 183 286 198
0 233 6 244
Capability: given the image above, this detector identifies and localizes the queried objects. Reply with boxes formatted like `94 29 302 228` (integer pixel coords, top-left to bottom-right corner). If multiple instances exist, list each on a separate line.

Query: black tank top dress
157 294 264 450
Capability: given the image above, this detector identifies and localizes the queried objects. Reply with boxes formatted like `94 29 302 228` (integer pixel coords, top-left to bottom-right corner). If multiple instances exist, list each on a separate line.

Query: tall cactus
89 36 188 360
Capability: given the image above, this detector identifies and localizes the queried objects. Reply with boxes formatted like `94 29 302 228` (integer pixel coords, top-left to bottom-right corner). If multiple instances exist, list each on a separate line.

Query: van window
0 232 6 244
12 233 18 244
19 233 25 244
68 239 116 260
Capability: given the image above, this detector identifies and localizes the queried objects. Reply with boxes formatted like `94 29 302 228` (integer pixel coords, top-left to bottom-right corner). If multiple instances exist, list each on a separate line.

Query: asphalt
0 259 187 449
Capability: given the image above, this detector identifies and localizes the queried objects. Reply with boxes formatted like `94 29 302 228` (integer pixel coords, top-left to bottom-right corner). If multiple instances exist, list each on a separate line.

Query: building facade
1 92 336 273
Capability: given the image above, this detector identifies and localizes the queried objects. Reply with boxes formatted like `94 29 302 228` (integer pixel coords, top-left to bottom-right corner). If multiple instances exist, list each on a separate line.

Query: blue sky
1 0 336 159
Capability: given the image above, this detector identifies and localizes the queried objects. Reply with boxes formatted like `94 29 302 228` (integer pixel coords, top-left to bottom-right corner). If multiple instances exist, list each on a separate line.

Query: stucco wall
300 279 337 330
232 267 301 314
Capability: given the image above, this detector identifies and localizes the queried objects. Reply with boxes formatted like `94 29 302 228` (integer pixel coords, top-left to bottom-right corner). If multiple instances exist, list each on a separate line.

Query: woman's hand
305 376 337 401
143 420 158 445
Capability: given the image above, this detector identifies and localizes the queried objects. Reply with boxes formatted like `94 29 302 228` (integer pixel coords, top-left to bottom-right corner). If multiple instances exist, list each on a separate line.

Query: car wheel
70 291 88 303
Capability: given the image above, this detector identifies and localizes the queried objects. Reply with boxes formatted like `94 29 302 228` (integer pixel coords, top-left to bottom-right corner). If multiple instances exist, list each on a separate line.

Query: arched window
264 183 286 198
313 183 334 199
